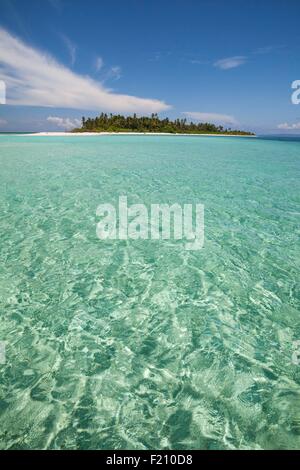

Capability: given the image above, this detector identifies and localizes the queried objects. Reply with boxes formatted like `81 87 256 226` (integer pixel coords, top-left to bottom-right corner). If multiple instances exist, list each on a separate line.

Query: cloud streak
95 56 104 72
106 65 122 81
183 112 238 125
277 122 300 130
0 28 170 114
214 56 247 70
60 34 77 66
48 0 62 13
253 45 285 55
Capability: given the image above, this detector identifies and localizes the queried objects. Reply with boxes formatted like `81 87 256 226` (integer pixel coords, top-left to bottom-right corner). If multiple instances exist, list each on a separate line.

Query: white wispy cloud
183 112 238 125
60 34 77 66
149 52 162 62
254 46 274 55
214 56 247 70
0 118 8 126
48 0 62 13
277 122 300 130
47 116 81 129
0 28 170 114
106 65 122 81
253 45 285 55
190 59 208 65
95 56 104 72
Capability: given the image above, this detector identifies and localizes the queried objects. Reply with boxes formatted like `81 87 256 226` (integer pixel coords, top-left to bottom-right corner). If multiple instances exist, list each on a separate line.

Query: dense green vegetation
73 113 254 135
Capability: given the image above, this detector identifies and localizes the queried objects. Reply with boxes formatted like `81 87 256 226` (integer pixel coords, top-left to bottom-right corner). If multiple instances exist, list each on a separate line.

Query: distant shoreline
18 131 257 137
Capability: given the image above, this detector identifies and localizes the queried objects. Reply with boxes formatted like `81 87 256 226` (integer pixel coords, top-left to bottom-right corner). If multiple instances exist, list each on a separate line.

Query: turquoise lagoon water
0 134 299 450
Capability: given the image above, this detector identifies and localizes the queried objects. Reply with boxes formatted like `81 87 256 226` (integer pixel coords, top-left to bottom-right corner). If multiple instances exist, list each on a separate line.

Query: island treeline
73 113 254 135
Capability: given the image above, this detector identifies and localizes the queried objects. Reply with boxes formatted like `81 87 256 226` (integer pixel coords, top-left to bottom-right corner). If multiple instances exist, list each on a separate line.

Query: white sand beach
22 132 256 137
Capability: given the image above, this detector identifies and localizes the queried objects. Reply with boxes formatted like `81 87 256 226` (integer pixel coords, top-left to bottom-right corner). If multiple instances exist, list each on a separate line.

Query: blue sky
0 0 300 133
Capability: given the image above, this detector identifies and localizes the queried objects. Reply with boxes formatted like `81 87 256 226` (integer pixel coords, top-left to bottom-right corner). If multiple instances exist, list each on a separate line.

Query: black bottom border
1 449 299 466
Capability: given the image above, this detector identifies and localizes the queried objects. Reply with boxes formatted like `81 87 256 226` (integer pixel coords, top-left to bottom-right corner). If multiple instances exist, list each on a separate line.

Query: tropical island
72 113 255 135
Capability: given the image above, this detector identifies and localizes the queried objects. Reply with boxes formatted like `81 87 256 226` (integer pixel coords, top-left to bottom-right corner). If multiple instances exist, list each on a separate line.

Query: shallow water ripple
0 135 299 449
